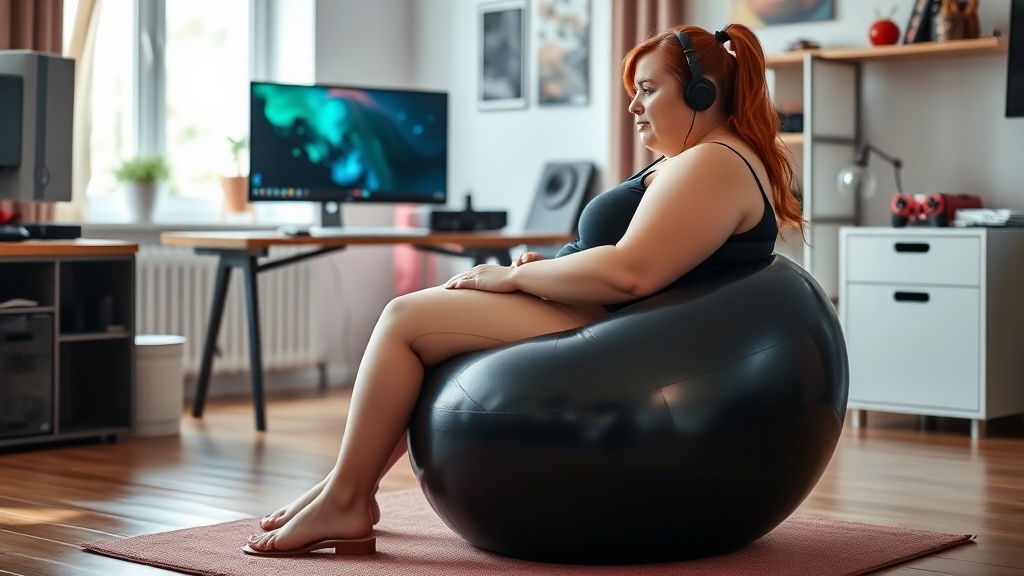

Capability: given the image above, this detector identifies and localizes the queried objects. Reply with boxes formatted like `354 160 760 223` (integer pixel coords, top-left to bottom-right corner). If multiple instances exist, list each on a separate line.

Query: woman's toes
247 532 271 550
259 514 277 530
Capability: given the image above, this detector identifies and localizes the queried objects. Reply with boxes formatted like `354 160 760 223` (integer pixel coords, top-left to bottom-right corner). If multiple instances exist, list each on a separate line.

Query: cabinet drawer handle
4 332 33 342
894 242 930 253
894 291 929 303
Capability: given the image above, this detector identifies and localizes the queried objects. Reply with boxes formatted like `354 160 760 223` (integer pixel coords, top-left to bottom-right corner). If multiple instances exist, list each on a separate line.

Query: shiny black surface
409 256 849 564
0 225 29 242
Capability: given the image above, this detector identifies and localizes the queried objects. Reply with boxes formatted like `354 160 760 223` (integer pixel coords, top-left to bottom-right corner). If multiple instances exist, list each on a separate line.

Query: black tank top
555 142 778 300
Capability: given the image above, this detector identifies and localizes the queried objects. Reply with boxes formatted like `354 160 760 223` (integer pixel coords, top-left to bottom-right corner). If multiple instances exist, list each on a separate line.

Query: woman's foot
260 478 328 530
247 491 374 554
261 480 382 530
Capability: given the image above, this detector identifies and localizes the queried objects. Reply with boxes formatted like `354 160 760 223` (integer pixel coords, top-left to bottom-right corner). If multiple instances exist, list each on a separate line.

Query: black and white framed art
479 0 528 110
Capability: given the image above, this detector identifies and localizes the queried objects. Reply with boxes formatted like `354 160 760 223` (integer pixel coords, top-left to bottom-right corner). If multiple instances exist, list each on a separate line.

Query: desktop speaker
0 51 75 203
524 161 594 233
523 161 594 257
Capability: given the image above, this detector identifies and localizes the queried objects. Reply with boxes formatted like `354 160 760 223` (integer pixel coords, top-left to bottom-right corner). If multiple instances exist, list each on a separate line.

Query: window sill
80 222 282 245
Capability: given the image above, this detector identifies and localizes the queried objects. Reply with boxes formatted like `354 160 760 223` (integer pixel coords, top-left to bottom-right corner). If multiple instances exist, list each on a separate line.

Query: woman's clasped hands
443 251 546 292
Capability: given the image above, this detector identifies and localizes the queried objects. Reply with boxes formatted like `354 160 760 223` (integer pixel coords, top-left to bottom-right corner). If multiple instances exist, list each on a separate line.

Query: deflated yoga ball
408 256 848 564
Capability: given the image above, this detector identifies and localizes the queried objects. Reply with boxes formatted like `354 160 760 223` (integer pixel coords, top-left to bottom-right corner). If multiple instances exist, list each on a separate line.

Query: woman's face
628 53 692 155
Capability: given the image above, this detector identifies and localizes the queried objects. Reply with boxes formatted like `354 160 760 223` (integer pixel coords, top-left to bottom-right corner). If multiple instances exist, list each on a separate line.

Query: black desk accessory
429 194 507 232
0 224 29 242
22 224 82 240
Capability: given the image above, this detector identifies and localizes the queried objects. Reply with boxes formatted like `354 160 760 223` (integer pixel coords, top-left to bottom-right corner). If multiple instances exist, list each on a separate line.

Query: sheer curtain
608 0 686 184
56 0 100 222
0 0 63 223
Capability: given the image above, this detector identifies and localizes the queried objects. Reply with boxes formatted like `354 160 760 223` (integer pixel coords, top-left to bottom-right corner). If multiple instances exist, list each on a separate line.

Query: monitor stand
320 201 343 229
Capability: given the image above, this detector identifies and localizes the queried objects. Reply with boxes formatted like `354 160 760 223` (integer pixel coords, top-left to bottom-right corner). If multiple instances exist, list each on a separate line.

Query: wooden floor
1 388 1022 576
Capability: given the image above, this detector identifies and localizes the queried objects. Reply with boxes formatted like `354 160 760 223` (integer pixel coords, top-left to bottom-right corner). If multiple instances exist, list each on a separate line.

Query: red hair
621 24 803 236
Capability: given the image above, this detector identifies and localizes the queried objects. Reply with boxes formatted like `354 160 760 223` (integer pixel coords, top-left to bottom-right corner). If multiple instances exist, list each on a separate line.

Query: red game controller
891 193 983 227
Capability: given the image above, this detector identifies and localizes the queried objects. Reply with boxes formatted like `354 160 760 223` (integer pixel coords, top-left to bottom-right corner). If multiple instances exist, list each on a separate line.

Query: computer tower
0 314 53 439
0 50 75 202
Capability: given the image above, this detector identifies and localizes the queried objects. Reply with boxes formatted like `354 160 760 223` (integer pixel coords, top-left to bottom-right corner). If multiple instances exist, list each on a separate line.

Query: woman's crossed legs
246 285 607 553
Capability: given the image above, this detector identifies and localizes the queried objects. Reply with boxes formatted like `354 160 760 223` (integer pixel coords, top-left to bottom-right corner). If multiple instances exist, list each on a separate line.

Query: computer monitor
0 51 74 204
249 81 448 226
1008 0 1024 117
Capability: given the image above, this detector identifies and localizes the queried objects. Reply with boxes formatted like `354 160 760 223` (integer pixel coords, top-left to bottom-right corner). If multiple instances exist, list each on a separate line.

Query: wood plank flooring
1 388 1022 575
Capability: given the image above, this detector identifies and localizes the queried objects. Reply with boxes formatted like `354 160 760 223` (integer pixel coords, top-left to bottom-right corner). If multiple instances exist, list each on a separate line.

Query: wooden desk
161 228 573 431
0 238 138 257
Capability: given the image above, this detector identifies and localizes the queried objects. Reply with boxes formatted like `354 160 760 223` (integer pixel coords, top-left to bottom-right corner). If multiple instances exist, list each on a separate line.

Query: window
63 0 315 223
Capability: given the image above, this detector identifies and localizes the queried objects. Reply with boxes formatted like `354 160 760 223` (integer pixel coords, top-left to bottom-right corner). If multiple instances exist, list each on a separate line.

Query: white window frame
86 0 316 225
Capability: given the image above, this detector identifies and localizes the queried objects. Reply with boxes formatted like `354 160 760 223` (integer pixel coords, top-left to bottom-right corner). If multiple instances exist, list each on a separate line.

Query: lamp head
837 164 876 198
836 143 904 198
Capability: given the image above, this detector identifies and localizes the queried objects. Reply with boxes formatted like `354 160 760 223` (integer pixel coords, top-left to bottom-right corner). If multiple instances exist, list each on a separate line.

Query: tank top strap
708 141 770 205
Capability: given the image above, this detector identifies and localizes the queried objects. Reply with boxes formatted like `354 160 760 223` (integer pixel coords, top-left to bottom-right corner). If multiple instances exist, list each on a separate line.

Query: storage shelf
766 37 1006 69
59 330 131 343
0 425 129 449
1 244 137 451
0 306 56 315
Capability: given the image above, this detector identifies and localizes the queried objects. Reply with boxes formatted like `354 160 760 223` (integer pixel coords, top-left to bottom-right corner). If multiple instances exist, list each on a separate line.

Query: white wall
412 0 612 227
309 0 1021 383
312 0 418 382
688 0 1024 226
312 0 612 383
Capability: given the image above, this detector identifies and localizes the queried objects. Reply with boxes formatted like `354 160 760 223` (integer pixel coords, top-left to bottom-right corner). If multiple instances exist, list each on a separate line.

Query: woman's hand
444 264 517 292
512 251 546 267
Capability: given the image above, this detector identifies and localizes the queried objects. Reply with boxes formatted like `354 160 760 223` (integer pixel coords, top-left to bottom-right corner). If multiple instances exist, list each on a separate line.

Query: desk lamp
836 144 904 199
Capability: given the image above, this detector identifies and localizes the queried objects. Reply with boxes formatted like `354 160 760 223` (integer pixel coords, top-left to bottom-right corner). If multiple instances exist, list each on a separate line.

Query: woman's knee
378 287 444 337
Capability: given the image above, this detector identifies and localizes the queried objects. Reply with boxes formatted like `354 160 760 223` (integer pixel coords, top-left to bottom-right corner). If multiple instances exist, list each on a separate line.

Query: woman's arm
448 144 762 305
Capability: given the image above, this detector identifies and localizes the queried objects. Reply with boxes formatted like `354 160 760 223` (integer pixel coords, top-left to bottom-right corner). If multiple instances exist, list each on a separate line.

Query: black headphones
674 30 716 112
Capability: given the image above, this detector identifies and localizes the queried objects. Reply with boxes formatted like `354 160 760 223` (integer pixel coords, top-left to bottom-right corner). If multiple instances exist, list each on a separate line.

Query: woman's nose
628 94 642 114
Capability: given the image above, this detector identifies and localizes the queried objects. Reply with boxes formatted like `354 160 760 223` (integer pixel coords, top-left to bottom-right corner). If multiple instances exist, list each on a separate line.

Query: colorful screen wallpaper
250 82 448 203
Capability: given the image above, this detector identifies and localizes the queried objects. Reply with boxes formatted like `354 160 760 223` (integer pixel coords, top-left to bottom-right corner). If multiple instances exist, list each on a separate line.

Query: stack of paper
954 209 1024 227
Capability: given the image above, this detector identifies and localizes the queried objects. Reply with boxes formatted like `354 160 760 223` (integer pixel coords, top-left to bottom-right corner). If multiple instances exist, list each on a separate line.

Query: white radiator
135 245 321 376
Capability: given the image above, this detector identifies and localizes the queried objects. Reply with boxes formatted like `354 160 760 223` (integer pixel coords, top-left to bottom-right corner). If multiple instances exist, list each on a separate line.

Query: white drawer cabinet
839 227 1024 438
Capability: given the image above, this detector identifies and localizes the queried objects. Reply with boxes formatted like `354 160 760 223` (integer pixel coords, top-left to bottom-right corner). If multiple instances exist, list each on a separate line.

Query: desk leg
192 258 232 419
241 255 267 432
472 249 513 266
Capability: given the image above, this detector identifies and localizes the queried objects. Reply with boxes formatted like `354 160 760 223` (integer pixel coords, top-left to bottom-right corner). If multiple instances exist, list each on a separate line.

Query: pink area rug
82 489 972 576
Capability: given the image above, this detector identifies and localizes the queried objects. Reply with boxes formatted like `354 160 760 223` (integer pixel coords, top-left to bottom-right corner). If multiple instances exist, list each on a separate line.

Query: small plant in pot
113 155 170 223
221 135 250 215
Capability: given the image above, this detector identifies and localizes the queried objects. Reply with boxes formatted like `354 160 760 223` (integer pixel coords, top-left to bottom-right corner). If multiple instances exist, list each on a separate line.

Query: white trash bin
134 334 187 437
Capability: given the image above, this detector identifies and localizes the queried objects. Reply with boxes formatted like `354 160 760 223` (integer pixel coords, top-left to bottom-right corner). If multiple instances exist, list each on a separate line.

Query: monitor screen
1008 0 1024 117
249 81 448 203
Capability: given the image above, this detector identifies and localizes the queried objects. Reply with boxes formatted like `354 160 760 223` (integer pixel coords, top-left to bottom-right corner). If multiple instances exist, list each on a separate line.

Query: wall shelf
765 35 1008 300
766 37 1007 69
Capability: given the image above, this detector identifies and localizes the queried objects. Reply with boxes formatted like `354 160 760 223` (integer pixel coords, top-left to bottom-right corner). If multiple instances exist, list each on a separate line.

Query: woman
244 23 803 557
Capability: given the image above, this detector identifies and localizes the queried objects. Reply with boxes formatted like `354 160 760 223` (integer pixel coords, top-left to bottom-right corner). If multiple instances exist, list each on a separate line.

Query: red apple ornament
870 7 900 46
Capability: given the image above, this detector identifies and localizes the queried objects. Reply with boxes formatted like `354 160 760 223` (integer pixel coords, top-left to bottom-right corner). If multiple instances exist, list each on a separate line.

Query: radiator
135 245 321 376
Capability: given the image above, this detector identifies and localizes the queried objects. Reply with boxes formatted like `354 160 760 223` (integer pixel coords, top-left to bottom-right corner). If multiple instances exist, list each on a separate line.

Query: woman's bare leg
259 434 407 530
247 287 606 552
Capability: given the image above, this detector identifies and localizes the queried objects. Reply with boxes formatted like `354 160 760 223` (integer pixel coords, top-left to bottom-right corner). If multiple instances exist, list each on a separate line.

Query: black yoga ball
408 256 848 564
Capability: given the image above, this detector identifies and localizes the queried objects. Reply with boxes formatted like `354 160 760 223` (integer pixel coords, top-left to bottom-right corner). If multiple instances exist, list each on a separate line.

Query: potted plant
221 135 250 215
113 155 170 223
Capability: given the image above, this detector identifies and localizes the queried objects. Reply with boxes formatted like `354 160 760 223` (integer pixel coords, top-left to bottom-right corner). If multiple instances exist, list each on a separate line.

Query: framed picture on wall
730 0 834 27
535 0 590 106
479 0 528 111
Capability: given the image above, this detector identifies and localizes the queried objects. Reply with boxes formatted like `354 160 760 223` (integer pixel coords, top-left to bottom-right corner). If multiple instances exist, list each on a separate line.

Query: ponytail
720 24 804 236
